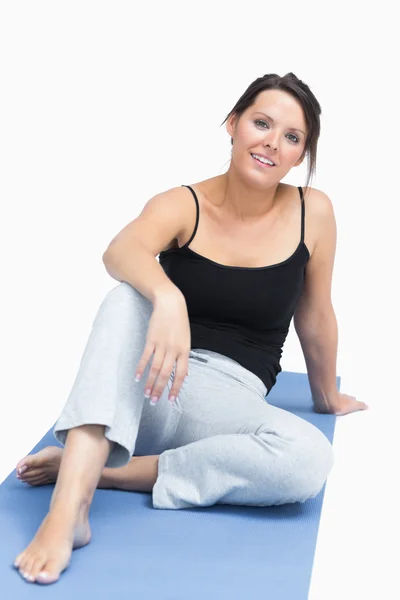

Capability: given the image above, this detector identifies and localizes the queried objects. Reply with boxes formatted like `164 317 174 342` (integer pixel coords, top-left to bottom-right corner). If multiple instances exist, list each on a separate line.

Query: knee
256 422 334 505
294 427 334 502
106 281 141 303
103 282 151 314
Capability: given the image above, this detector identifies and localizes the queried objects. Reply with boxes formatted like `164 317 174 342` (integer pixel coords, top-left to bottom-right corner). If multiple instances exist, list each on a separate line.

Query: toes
25 468 42 477
17 553 29 572
19 555 35 581
16 453 42 474
24 476 49 487
16 457 32 473
18 469 43 481
24 555 35 573
17 468 39 480
23 561 47 584
13 553 23 568
15 551 48 583
15 551 66 584
36 561 62 584
36 572 58 584
19 570 34 583
30 557 48 583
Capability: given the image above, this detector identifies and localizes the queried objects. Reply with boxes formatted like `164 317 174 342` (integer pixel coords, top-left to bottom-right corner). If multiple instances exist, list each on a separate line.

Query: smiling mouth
250 153 276 167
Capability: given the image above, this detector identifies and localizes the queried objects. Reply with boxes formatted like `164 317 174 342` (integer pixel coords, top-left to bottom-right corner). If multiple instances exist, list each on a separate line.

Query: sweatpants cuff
152 451 187 510
53 412 134 469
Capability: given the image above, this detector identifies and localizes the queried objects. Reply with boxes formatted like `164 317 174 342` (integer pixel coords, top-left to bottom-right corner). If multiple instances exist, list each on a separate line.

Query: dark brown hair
220 72 322 193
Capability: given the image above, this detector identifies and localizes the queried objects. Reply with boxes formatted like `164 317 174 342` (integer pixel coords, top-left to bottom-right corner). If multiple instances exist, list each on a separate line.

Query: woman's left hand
314 392 369 416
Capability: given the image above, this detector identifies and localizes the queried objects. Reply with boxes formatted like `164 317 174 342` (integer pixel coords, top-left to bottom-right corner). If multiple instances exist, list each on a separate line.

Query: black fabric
158 185 310 394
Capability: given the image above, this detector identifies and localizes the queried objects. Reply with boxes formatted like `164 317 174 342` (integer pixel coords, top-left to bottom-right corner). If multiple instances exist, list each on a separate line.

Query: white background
1 2 398 598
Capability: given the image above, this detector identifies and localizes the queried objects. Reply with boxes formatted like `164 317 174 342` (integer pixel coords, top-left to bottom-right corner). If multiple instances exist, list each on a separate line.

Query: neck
217 171 281 222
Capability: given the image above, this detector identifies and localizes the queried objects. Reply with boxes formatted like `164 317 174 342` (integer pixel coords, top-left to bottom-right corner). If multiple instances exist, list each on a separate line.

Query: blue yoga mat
1 370 339 599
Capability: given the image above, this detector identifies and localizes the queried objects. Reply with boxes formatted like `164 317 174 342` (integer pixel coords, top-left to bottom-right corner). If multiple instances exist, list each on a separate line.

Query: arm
293 189 340 412
102 188 188 305
103 238 183 305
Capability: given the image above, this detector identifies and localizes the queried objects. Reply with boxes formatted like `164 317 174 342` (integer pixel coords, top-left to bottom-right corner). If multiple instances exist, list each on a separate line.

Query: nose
264 137 279 151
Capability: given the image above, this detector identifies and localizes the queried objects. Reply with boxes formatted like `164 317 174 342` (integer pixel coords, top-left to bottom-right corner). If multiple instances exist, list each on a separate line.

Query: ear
226 113 238 139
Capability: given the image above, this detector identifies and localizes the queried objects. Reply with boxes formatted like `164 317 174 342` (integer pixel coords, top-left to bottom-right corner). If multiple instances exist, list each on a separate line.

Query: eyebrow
253 111 305 135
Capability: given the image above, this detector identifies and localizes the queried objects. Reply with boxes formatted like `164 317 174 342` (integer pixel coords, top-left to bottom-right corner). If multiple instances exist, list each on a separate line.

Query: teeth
252 153 274 166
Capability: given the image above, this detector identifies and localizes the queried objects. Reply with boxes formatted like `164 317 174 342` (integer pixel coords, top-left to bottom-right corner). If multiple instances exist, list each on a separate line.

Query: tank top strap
181 184 200 247
182 184 305 246
297 186 305 244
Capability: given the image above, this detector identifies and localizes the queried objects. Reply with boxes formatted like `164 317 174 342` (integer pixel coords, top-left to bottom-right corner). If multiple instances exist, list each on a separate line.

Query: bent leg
153 400 334 510
53 282 180 467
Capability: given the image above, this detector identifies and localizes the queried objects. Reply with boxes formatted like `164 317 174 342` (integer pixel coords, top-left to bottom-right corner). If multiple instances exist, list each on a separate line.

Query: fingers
135 346 188 405
146 348 174 404
168 355 188 404
315 396 369 416
335 401 369 416
135 343 155 383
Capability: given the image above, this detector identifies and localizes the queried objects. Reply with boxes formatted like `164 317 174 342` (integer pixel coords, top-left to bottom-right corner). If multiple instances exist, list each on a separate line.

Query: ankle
50 492 91 516
98 467 113 489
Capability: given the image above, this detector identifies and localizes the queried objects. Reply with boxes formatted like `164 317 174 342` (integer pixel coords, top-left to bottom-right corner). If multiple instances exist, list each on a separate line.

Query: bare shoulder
288 185 335 257
153 184 197 253
275 182 333 211
303 186 336 257
104 185 196 257
302 185 334 217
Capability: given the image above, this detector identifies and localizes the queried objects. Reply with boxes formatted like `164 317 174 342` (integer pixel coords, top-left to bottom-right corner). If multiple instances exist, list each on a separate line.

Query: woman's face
227 89 307 181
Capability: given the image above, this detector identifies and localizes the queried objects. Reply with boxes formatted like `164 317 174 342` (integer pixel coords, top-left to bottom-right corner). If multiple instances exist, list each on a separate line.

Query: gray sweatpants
53 282 334 510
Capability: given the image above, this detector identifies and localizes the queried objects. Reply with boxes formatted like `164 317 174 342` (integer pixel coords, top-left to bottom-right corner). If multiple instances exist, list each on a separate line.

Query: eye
255 119 268 130
255 119 268 128
254 120 299 143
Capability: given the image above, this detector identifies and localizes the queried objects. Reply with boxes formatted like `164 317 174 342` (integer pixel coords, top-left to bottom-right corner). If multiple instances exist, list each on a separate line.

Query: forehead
249 89 306 128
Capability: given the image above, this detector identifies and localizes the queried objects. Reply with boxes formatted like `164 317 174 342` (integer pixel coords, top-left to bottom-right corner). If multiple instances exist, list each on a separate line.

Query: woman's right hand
135 291 191 405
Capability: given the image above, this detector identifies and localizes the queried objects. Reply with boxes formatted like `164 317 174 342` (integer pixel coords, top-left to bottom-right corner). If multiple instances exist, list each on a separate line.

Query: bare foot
16 446 63 486
14 447 92 584
13 504 91 584
16 446 112 489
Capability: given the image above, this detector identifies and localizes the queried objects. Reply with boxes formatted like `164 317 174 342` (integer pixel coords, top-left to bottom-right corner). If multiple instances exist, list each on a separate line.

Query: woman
13 72 368 584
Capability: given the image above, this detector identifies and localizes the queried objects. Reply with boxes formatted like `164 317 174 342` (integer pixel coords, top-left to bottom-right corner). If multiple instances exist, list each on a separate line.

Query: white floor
309 371 398 599
1 292 398 599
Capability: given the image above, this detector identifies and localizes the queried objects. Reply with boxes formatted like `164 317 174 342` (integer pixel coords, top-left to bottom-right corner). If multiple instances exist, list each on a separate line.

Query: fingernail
144 389 151 398
18 466 27 475
135 374 141 382
150 396 158 405
168 396 176 404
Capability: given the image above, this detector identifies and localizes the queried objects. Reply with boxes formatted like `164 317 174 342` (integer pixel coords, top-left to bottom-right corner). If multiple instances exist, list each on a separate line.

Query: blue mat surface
1 371 339 599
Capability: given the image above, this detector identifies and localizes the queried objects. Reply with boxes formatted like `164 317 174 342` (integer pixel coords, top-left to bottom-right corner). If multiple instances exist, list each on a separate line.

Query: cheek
293 147 305 163
286 145 303 161
241 123 261 142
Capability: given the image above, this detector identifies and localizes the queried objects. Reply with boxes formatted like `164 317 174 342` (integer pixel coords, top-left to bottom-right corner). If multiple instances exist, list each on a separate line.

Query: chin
245 164 277 186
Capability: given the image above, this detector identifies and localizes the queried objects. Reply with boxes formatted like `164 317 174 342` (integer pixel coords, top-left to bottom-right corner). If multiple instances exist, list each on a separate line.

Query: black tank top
158 185 310 394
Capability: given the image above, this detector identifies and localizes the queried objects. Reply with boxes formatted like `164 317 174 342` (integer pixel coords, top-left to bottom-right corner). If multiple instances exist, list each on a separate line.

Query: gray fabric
53 282 334 510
